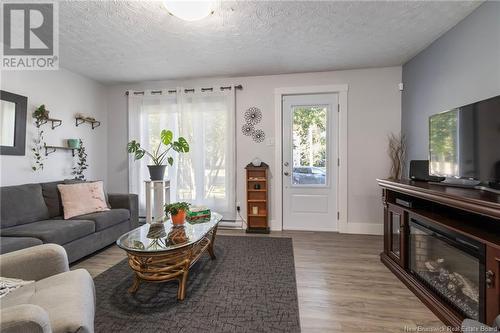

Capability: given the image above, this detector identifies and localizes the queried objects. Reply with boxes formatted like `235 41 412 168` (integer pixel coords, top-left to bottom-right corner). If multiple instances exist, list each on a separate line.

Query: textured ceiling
58 1 482 84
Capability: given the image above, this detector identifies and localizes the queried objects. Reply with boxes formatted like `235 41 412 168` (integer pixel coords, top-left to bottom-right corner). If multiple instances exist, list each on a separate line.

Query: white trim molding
274 84 349 232
342 222 384 235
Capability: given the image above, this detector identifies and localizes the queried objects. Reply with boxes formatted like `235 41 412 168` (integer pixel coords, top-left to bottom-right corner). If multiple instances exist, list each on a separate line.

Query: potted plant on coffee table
164 202 191 225
127 129 189 181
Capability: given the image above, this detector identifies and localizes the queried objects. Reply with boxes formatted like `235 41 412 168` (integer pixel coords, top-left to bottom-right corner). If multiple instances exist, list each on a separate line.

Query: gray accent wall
402 2 500 170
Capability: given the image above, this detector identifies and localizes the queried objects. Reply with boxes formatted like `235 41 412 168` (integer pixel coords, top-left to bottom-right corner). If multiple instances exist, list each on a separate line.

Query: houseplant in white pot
127 129 189 181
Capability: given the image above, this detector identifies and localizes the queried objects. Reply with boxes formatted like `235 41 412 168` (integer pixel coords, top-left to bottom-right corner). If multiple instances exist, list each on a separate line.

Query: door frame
274 85 348 232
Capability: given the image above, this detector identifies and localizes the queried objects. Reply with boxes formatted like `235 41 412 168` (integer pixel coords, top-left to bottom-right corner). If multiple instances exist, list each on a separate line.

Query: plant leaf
134 149 145 160
167 156 174 166
161 130 173 145
173 137 189 153
127 140 140 153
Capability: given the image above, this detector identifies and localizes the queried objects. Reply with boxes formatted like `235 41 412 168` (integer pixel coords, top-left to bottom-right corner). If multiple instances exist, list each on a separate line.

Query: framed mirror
0 90 27 155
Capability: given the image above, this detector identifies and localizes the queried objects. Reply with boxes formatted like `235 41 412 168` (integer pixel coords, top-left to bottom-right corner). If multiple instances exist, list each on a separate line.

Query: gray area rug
94 236 301 333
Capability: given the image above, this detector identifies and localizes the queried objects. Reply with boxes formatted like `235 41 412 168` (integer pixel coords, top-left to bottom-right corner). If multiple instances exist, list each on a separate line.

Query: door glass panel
391 213 401 257
291 105 327 185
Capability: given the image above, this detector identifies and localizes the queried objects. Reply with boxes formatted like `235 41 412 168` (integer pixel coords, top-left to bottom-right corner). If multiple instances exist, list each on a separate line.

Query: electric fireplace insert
409 217 485 321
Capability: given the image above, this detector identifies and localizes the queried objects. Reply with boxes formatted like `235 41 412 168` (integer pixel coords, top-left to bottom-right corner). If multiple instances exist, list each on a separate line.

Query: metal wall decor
244 107 262 124
252 129 265 143
242 107 266 143
241 123 255 136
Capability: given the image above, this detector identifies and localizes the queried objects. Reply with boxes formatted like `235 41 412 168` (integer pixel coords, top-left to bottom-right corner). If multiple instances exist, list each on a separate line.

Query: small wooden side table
144 180 170 224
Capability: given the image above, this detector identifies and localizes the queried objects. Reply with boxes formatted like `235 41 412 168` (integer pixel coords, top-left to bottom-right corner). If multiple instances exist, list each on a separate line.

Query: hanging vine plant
31 105 47 171
31 127 44 171
72 139 89 180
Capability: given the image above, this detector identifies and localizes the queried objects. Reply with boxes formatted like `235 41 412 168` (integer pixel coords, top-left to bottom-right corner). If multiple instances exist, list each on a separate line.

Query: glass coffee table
117 212 222 300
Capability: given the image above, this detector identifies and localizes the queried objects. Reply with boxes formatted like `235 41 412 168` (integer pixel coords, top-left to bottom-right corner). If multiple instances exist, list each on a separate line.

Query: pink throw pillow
57 181 110 219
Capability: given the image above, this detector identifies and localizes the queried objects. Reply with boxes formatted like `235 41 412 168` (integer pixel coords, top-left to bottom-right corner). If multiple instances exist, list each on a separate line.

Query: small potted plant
164 202 190 225
127 129 189 181
33 104 50 124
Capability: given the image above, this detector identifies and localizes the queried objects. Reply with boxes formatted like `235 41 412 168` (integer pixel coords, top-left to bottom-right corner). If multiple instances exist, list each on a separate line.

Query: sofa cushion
41 180 110 219
1 220 95 245
31 269 95 333
58 181 110 219
0 237 43 254
71 209 130 231
40 181 64 218
1 184 49 228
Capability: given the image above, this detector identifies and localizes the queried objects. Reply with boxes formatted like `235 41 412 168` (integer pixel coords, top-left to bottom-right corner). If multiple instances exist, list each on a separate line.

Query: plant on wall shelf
72 139 89 180
127 129 190 181
31 127 44 171
33 104 49 125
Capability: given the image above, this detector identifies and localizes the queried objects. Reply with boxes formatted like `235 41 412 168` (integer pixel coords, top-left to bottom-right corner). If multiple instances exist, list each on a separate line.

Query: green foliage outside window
429 110 458 163
292 106 327 167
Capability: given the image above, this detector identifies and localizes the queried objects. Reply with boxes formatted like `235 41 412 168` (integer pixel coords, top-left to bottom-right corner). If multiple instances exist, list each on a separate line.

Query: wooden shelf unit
245 162 270 234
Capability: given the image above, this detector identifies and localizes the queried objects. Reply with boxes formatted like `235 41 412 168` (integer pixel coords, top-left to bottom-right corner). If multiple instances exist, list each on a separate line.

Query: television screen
429 95 500 184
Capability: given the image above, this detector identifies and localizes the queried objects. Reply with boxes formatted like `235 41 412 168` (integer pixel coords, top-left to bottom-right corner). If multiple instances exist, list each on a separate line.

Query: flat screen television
428 95 500 188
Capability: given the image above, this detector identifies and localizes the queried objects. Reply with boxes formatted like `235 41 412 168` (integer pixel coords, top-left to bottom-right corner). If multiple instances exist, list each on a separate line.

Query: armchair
0 244 95 333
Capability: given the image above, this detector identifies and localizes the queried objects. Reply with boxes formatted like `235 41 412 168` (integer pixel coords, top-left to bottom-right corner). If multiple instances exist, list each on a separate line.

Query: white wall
106 66 401 234
0 69 108 186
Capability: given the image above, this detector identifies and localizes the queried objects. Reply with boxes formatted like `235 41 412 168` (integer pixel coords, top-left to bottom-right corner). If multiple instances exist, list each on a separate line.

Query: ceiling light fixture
163 0 214 21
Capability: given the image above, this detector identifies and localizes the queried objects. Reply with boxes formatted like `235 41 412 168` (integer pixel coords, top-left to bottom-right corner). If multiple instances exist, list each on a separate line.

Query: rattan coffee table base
125 226 217 300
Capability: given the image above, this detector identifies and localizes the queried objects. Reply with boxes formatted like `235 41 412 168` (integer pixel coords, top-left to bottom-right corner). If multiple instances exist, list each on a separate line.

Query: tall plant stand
145 180 171 224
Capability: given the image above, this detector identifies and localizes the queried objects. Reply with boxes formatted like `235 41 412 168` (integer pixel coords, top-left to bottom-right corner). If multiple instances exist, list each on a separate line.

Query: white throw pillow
58 181 110 219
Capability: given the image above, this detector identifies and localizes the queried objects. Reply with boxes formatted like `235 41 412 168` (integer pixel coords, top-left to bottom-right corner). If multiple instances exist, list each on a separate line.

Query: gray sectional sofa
0 181 138 263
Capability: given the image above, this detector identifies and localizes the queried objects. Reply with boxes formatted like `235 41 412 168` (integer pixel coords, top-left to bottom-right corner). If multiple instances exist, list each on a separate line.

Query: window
128 90 236 219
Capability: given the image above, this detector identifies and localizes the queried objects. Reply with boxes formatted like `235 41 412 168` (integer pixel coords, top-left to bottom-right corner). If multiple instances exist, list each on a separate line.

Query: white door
282 94 338 231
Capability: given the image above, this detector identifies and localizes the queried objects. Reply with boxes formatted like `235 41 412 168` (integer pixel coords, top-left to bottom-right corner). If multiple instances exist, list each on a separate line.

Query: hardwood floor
73 230 443 332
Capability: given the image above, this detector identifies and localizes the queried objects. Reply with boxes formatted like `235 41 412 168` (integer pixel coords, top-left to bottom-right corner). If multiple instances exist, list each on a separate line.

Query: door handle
284 172 290 176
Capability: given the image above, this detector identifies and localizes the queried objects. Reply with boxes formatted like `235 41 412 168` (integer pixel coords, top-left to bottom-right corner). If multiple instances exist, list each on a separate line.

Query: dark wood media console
378 179 500 329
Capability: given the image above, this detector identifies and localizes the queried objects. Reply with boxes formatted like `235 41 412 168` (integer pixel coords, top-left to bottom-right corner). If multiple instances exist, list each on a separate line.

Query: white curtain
127 88 236 220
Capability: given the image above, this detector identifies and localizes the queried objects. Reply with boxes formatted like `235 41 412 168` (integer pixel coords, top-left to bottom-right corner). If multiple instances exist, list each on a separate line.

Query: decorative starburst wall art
241 123 255 136
252 129 265 143
244 107 262 125
242 107 265 143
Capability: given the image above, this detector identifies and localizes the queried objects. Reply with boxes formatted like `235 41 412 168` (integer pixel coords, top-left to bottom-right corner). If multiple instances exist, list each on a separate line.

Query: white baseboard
270 219 381 235
340 222 383 235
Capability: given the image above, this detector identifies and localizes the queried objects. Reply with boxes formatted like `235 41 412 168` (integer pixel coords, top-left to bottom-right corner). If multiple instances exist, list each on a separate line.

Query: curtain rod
126 85 243 96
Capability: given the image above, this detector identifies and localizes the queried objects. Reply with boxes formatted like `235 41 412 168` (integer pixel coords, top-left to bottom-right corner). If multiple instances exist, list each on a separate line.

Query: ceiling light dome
164 0 213 21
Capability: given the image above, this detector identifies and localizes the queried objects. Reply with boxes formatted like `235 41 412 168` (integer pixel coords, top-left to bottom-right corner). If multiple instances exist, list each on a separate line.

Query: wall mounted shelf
44 145 75 157
36 118 62 129
75 117 101 129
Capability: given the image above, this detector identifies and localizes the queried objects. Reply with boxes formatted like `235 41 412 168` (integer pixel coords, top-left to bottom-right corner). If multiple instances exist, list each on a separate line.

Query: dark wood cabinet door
386 203 406 267
486 246 500 325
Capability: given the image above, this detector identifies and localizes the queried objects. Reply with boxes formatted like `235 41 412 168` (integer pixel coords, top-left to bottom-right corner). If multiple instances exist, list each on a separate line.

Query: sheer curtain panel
127 88 236 220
